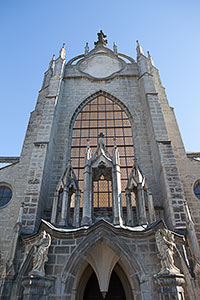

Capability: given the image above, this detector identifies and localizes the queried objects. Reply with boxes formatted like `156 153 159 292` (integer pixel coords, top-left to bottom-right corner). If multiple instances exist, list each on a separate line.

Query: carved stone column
82 163 92 226
154 273 185 300
22 275 54 300
137 183 147 225
59 186 69 226
125 188 133 226
112 145 123 226
51 191 58 224
147 191 156 224
73 189 80 227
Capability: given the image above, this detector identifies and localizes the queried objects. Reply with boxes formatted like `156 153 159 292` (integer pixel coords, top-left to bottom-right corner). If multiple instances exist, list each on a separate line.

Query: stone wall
18 221 185 300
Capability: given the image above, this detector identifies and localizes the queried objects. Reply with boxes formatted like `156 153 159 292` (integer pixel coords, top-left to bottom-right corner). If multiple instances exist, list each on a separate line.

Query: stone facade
0 32 200 299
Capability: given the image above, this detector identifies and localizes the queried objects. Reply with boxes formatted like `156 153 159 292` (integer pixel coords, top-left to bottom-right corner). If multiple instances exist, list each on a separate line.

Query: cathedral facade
0 31 200 299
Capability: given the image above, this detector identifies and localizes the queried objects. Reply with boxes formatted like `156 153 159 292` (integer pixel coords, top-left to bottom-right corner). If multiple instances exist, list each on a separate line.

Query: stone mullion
81 163 92 226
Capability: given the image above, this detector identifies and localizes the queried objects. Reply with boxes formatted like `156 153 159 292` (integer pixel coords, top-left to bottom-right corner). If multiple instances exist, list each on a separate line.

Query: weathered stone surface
0 34 199 299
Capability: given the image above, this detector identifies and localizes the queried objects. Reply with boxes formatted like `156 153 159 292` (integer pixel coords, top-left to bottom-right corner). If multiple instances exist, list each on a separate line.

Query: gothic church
0 31 200 299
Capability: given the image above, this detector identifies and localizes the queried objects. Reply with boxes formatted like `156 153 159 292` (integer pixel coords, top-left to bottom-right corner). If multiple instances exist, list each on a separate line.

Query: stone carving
29 231 51 276
59 43 66 59
155 228 180 274
113 42 118 54
85 42 89 55
94 30 107 47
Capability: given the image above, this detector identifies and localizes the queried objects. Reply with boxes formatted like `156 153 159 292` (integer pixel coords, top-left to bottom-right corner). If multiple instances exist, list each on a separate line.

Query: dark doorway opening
83 270 126 300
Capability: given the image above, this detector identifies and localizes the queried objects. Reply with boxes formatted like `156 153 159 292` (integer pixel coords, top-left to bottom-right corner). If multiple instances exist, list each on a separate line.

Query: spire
85 42 89 55
133 157 144 184
94 30 107 47
92 132 112 160
59 43 66 59
113 42 118 54
136 40 144 56
147 51 155 66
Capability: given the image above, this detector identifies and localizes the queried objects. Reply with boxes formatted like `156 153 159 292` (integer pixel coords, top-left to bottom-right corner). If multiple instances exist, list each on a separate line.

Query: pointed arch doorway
71 239 136 300
83 269 126 300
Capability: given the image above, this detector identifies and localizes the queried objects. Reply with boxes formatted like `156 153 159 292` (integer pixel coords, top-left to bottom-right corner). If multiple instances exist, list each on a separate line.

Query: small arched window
71 95 134 207
194 180 200 200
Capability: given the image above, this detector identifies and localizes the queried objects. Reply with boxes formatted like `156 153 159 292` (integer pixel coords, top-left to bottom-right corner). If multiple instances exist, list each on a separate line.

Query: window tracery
71 96 134 208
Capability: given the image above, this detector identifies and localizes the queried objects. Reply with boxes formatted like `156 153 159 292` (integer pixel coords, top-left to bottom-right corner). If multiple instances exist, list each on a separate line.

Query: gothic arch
75 262 132 300
69 90 134 131
67 90 137 157
67 91 137 213
61 223 146 299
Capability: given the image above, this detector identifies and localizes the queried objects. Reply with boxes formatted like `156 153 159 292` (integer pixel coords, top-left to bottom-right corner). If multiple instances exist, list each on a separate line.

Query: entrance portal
83 270 126 300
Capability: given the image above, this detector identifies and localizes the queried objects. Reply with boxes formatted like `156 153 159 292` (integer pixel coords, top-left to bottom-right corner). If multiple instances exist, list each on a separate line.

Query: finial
59 42 66 59
133 156 138 167
86 139 92 160
49 54 55 69
87 138 90 148
113 42 118 54
113 138 117 148
136 40 144 56
98 132 105 138
85 42 89 55
18 201 24 224
94 30 107 47
147 51 155 66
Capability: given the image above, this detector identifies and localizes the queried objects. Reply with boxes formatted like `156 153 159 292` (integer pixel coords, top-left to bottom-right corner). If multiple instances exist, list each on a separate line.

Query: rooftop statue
94 30 108 47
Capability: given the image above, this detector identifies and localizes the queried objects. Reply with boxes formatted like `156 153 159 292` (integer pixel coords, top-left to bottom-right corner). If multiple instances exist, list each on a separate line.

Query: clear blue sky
1 0 200 156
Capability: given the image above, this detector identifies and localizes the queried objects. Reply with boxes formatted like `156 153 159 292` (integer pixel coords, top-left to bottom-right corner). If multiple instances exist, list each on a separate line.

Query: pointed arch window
71 95 134 207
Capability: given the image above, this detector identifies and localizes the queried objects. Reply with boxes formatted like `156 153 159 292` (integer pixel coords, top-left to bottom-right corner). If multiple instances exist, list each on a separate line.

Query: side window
0 185 12 207
194 180 200 200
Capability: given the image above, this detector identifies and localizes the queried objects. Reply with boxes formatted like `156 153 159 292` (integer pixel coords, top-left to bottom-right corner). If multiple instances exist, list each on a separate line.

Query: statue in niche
155 228 180 274
29 231 51 276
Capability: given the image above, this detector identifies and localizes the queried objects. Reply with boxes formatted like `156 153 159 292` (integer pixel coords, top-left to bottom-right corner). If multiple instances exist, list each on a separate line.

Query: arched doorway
83 269 126 300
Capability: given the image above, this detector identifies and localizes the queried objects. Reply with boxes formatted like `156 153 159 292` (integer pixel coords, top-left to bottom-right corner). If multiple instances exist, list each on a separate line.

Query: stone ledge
0 157 20 163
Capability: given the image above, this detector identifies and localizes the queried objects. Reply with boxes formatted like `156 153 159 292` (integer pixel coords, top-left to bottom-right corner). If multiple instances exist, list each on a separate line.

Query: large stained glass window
71 96 134 207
